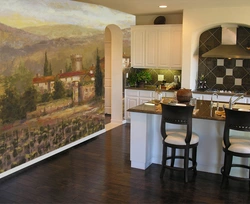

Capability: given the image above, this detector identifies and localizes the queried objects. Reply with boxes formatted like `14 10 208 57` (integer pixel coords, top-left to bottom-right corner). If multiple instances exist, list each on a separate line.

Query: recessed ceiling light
159 5 167 8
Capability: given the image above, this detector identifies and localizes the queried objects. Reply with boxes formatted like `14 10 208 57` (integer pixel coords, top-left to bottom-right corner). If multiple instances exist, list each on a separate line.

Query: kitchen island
124 87 250 122
128 99 250 177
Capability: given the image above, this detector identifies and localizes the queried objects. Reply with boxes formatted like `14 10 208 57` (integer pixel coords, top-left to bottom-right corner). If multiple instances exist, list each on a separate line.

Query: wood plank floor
0 122 250 203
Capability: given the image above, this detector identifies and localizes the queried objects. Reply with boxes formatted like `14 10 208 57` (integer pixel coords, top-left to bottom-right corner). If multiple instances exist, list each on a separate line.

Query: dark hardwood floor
0 122 250 203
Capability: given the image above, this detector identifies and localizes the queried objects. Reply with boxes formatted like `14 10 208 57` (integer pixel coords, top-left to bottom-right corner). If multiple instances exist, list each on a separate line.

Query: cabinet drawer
125 89 139 97
139 90 154 98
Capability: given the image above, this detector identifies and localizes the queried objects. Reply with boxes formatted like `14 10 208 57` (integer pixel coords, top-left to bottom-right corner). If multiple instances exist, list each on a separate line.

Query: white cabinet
126 97 139 119
125 89 175 121
125 90 139 120
125 89 155 120
169 26 182 68
192 93 249 104
139 90 155 104
145 30 158 67
131 25 182 69
158 27 170 67
131 28 145 67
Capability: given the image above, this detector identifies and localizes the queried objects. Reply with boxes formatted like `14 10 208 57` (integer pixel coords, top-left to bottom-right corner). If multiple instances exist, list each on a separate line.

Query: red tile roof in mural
33 76 55 83
33 70 95 84
59 70 88 78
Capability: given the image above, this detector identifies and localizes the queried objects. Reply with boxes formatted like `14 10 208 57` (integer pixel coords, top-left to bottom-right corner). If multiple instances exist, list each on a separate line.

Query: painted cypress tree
49 62 52 75
94 49 103 97
44 51 49 76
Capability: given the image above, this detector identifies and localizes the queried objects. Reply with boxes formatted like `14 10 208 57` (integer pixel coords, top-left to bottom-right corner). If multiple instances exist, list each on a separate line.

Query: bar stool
160 103 199 183
221 108 250 186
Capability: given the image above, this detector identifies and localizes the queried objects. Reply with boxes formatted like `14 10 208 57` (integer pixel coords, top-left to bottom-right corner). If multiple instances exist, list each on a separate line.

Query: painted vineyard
0 102 104 173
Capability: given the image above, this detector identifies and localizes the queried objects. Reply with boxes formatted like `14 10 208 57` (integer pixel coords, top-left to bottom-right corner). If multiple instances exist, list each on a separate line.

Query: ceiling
74 0 250 15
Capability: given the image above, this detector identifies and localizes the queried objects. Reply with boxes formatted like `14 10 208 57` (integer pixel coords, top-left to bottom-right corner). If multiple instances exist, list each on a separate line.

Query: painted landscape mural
0 0 135 174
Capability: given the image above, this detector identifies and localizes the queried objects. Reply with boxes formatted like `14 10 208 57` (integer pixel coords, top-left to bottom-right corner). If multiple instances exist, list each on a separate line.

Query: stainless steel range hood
202 24 250 59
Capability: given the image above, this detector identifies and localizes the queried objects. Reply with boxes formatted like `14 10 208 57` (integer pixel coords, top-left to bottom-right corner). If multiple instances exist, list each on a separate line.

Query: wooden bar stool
221 108 250 187
160 103 199 183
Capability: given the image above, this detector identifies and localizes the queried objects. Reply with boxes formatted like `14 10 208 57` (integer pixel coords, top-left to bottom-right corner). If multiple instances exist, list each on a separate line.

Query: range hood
202 24 250 59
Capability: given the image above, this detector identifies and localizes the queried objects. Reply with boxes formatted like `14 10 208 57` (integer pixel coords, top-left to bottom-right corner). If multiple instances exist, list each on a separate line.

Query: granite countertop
125 86 250 96
193 90 250 97
127 98 249 121
125 86 177 92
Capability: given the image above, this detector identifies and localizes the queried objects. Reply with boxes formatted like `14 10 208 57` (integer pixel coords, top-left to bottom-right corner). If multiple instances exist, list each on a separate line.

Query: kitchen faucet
210 92 218 116
211 92 219 110
229 94 244 109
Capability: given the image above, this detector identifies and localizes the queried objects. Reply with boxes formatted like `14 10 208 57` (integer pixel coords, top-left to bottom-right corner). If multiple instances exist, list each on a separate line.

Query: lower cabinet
125 89 153 120
125 97 139 120
125 89 175 121
125 90 250 121
192 93 249 103
126 90 250 121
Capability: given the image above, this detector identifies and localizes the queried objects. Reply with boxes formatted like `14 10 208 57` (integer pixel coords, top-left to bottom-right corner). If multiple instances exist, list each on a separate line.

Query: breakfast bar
128 99 250 177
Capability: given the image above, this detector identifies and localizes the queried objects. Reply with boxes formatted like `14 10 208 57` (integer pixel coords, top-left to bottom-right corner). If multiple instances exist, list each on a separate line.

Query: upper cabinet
131 25 182 69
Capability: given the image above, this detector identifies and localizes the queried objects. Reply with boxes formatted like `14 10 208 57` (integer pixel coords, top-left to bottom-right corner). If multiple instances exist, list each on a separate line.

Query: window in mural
0 0 135 173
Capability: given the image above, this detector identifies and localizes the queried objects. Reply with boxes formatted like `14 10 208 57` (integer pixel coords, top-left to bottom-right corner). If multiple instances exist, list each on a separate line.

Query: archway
104 24 123 124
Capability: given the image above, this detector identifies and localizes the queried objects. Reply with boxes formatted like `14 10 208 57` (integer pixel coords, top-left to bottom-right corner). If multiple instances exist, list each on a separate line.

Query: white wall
182 7 250 90
105 24 123 123
105 28 112 114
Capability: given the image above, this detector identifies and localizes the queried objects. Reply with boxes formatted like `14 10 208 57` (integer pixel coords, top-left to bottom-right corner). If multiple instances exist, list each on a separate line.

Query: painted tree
53 77 66 100
94 49 103 97
0 87 21 124
0 63 37 122
49 62 52 75
20 86 38 118
4 62 33 95
41 90 52 103
44 51 49 76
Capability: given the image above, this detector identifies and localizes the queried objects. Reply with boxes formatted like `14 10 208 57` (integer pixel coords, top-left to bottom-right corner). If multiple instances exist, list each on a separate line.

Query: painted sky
0 0 135 30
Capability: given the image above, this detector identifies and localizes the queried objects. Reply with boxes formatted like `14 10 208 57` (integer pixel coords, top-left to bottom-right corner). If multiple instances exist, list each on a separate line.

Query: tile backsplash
198 26 250 92
123 67 181 87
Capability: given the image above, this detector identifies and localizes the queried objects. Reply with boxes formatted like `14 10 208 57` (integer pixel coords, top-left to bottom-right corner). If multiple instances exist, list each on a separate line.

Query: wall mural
0 0 135 173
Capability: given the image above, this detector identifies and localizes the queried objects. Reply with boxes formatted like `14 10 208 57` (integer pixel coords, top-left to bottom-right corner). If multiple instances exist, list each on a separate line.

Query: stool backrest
160 103 194 144
223 108 250 148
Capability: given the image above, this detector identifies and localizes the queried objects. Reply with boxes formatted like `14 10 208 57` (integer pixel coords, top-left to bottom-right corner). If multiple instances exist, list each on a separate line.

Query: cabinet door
158 27 171 67
139 90 154 103
170 26 182 68
131 25 182 69
145 29 158 67
125 97 139 119
125 89 139 120
131 27 145 67
139 90 154 98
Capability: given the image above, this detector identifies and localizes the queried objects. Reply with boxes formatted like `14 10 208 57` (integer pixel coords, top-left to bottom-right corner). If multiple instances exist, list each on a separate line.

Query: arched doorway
104 24 123 125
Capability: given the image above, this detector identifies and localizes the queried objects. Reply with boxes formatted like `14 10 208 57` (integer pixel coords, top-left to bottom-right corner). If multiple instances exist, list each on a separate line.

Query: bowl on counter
176 88 192 103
